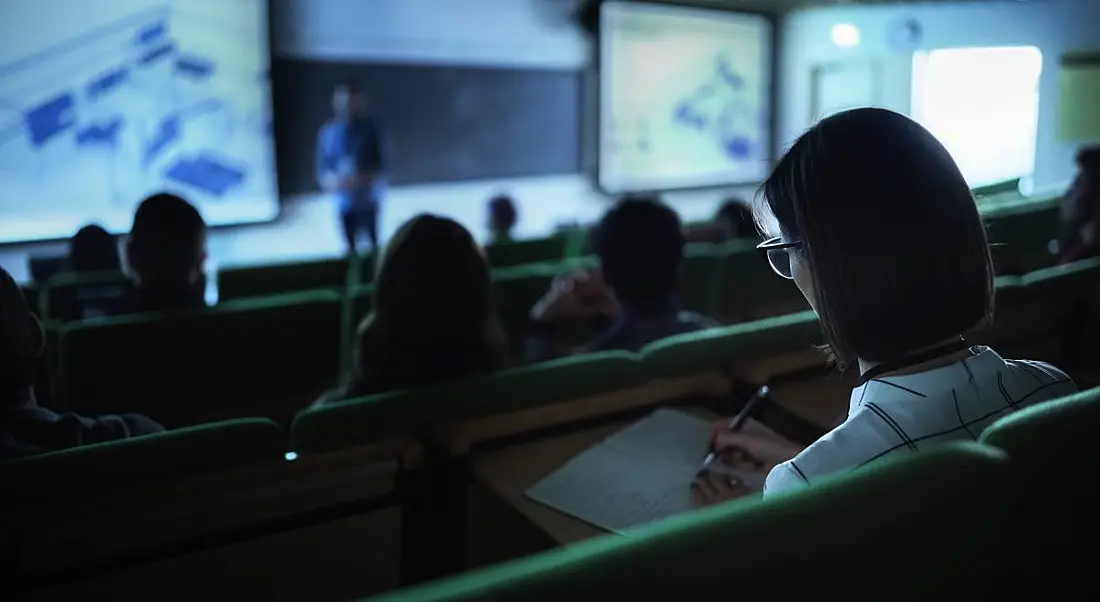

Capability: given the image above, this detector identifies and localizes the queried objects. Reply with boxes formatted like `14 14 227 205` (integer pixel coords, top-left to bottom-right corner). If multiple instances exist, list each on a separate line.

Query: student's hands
711 418 803 474
690 418 800 508
530 270 620 324
691 471 751 508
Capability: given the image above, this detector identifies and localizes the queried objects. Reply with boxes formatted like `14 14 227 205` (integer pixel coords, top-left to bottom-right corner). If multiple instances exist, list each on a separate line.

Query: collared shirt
763 346 1077 496
316 116 388 212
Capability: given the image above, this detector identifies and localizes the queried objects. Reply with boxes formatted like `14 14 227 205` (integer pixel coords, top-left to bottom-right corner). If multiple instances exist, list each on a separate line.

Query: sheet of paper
525 408 765 534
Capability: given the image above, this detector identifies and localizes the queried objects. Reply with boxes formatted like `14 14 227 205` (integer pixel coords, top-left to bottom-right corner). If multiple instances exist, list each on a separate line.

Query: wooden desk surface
470 408 720 546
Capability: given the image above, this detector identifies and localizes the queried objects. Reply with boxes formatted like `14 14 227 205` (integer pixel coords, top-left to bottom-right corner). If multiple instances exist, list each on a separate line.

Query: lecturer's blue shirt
316 116 388 213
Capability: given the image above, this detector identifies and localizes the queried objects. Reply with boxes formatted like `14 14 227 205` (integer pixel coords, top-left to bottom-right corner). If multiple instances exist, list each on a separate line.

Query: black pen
697 385 771 476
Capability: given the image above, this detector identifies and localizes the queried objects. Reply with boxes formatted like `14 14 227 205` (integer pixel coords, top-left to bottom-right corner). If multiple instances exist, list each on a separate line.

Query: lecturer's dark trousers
341 202 380 253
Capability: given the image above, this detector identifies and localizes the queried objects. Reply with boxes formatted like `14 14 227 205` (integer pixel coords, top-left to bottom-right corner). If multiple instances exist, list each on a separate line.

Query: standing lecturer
316 79 388 254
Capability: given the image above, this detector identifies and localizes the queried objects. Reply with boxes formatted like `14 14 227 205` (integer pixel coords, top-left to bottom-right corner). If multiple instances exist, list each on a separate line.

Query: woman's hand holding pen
690 418 804 508
711 418 803 474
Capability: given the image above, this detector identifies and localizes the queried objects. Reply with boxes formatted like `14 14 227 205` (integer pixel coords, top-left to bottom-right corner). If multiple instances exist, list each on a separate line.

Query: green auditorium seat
716 239 806 322
1 419 285 579
972 177 1022 199
32 325 61 410
358 251 378 283
641 311 833 432
641 310 822 381
677 243 721 316
1008 258 1100 364
558 227 591 259
0 417 285 499
40 270 130 322
2 418 429 601
217 256 352 302
484 236 566 269
349 283 376 328
491 263 559 347
291 351 648 454
984 198 1061 275
360 442 1015 601
21 283 39 317
1020 255 1100 299
59 290 344 427
979 387 1100 595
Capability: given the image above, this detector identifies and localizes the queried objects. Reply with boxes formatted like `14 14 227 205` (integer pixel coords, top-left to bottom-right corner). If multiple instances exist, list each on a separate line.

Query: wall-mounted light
831 23 861 49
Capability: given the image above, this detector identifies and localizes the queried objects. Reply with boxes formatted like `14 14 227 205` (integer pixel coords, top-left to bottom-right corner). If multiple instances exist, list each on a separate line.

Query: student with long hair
693 108 1077 503
327 214 509 400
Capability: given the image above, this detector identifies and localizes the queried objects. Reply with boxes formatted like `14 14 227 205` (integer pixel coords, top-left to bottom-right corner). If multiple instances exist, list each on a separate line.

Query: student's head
68 224 120 273
1069 146 1100 220
715 198 756 239
126 193 207 291
1076 146 1100 175
348 214 507 396
487 194 518 240
759 107 993 369
333 79 367 118
593 196 685 305
0 267 42 403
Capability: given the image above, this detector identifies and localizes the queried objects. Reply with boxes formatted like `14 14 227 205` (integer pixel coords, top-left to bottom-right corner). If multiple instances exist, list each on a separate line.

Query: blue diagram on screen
0 0 272 223
670 54 762 162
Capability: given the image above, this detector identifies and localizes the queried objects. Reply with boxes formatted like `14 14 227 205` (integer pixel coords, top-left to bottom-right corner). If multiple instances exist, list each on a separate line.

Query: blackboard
271 59 582 192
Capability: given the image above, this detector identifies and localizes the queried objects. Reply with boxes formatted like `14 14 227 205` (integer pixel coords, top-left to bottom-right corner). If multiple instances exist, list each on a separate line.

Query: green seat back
641 310 821 379
485 237 566 269
291 351 647 453
60 291 344 427
33 326 61 409
40 270 131 322
358 251 378 283
979 387 1100 589
491 263 559 346
349 283 375 330
676 243 721 315
980 386 1100 471
21 284 39 318
1020 256 1100 298
363 442 1014 601
717 239 805 321
984 199 1061 275
972 177 1021 198
0 418 285 501
217 256 351 302
558 227 591 258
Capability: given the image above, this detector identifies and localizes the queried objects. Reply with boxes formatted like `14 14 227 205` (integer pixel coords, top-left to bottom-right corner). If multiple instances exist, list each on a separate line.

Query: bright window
911 46 1043 190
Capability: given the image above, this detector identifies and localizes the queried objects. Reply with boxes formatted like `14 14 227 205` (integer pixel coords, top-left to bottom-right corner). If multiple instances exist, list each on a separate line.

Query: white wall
778 0 1100 191
272 0 589 69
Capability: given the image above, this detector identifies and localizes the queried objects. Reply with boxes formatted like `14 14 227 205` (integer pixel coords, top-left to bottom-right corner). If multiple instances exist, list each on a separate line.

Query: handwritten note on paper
525 408 765 534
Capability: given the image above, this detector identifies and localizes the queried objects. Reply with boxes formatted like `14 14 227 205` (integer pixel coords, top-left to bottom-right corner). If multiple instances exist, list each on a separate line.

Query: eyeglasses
757 236 802 280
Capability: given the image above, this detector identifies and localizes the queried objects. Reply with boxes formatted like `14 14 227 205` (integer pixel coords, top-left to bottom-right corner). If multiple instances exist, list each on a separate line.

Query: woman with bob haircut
692 108 1077 503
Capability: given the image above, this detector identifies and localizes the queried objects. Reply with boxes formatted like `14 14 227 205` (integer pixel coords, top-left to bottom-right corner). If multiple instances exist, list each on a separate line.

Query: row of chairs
39 255 1100 430
20 195 1060 321
362 385 1100 602
8 253 1096 598
6 359 1096 601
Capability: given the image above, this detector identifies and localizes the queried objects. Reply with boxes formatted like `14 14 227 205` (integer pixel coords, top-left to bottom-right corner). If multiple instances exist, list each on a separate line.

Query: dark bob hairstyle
761 107 994 369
